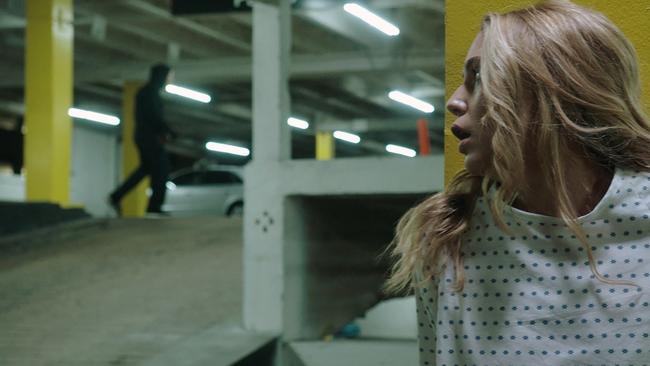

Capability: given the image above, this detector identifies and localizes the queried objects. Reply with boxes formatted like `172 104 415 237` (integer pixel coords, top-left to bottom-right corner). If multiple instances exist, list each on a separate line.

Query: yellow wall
445 0 650 187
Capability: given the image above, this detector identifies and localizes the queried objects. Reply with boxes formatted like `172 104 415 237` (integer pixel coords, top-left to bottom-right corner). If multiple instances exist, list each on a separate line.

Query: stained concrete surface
0 217 245 366
288 339 418 366
354 296 416 340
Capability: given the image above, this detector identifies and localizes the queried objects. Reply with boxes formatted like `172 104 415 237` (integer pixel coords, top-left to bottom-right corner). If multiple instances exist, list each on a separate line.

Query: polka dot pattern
416 168 650 365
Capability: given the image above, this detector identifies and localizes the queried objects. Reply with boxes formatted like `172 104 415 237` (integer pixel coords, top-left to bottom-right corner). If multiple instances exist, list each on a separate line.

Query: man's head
447 0 650 189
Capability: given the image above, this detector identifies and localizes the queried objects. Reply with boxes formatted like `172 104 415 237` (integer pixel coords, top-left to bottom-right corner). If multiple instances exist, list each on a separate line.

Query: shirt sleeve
415 276 438 366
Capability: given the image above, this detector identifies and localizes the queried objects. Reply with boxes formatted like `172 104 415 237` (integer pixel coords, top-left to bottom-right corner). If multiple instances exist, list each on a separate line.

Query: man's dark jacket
135 65 171 144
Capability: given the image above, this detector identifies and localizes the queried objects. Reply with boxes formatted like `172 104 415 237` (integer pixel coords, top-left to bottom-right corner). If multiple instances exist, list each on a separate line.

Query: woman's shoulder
609 167 650 202
617 167 650 182
461 195 497 237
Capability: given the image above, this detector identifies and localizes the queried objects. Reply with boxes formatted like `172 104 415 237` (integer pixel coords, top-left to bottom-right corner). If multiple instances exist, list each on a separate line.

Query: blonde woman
386 1 650 364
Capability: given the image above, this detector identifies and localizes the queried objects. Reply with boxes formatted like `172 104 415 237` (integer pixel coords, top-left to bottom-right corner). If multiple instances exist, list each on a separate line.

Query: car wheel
227 202 243 217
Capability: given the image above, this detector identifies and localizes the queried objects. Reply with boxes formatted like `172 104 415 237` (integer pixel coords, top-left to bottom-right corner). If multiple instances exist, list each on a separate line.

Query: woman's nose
447 98 468 117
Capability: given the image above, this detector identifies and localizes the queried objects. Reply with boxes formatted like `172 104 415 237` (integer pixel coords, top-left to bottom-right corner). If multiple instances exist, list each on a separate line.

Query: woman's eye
464 69 480 93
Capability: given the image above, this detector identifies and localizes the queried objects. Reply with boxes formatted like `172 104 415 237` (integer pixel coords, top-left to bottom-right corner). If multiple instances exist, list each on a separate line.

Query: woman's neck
511 159 613 218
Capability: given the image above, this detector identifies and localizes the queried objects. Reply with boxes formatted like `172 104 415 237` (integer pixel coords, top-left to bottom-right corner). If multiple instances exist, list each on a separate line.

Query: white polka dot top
416 167 650 366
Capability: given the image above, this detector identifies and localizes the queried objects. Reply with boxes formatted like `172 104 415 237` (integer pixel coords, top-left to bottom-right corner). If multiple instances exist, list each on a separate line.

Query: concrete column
121 81 147 217
244 0 292 334
445 0 650 187
252 0 291 162
24 0 73 204
315 131 334 160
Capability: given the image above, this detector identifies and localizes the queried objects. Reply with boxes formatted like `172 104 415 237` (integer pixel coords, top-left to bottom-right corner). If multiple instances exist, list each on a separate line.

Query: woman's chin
464 154 488 176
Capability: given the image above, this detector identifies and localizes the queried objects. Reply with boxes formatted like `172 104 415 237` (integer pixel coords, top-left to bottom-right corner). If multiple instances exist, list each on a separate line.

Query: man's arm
151 95 176 141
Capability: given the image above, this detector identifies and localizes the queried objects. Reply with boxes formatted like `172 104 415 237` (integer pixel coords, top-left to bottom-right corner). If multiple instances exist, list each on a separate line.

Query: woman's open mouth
451 124 471 141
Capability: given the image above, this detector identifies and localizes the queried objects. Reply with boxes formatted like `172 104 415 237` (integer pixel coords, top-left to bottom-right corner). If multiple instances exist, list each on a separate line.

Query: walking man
109 63 175 215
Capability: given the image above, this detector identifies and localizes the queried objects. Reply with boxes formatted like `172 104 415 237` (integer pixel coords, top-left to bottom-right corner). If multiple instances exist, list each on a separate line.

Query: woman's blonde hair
385 0 650 294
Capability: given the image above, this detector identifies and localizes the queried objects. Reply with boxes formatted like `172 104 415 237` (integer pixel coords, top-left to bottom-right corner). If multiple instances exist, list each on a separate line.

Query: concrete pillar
24 0 73 205
252 1 291 162
315 131 334 160
121 81 147 217
244 0 291 334
445 0 650 187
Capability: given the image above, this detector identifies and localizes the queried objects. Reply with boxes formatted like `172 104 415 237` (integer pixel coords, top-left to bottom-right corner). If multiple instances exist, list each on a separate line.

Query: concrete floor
289 339 418 366
0 217 247 366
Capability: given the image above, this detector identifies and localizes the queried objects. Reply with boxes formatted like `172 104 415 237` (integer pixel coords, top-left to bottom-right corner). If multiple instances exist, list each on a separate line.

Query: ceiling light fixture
343 3 400 36
165 84 211 103
68 107 120 126
386 144 416 157
205 142 250 157
287 117 310 130
388 91 435 113
333 130 361 144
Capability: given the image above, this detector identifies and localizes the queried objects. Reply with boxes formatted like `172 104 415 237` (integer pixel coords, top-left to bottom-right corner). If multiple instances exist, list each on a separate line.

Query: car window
171 172 200 186
199 171 240 185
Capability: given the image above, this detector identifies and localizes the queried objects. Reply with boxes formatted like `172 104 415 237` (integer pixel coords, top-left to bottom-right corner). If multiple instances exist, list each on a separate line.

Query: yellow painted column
445 0 650 187
24 0 73 204
316 131 334 160
121 81 148 217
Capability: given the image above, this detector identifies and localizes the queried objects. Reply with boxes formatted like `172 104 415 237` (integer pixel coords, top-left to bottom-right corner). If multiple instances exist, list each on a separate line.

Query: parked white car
161 166 244 216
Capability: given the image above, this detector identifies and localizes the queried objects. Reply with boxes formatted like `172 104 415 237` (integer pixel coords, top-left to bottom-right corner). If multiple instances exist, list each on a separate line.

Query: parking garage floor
0 216 417 366
0 217 258 366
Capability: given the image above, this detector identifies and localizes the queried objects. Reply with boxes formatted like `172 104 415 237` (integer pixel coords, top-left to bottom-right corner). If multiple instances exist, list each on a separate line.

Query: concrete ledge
246 155 443 196
141 325 277 366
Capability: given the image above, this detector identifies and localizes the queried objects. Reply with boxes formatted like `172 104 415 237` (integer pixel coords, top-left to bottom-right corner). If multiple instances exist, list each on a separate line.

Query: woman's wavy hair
385 0 650 294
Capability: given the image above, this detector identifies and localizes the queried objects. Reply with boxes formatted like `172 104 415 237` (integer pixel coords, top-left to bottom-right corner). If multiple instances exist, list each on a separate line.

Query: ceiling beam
0 51 440 86
73 7 215 59
299 8 385 48
75 22 169 62
118 0 251 53
0 9 24 29
109 51 438 84
368 0 444 12
318 117 442 132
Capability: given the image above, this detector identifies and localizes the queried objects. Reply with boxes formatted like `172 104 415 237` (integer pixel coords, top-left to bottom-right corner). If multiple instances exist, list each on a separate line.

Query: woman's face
447 32 494 176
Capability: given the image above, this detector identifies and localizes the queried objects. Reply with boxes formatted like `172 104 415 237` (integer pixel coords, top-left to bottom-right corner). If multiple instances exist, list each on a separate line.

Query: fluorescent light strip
165 84 211 103
388 91 435 113
205 142 250 157
333 130 361 144
288 117 309 130
68 107 120 126
343 3 400 36
386 144 416 157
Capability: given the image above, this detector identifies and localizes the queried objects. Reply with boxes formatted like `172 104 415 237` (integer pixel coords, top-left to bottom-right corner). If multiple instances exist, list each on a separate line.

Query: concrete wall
0 173 24 201
445 0 650 186
244 155 444 340
70 123 119 216
0 123 119 210
283 195 426 340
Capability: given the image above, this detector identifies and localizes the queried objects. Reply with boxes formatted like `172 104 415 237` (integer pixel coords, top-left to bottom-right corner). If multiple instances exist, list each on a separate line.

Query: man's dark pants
111 140 169 213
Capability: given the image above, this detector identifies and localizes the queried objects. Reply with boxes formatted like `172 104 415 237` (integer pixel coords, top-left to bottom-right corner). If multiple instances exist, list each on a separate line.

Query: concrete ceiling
0 0 445 161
